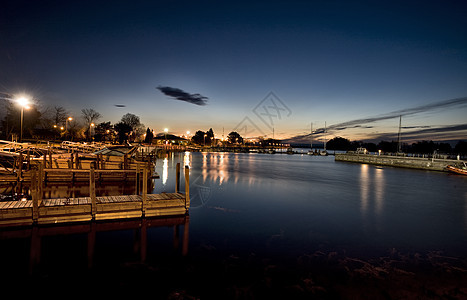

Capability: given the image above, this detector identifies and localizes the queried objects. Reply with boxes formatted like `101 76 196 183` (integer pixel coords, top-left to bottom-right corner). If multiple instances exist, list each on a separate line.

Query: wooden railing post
175 163 180 193
136 163 141 195
90 163 96 218
38 163 43 203
18 152 23 181
31 167 38 222
48 147 52 168
184 165 190 209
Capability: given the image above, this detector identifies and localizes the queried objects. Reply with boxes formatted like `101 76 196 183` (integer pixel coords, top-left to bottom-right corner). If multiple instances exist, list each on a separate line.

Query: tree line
0 99 145 144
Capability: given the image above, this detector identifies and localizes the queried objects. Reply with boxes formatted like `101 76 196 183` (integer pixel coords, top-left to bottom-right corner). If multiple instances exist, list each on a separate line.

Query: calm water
159 152 467 258
2 151 467 298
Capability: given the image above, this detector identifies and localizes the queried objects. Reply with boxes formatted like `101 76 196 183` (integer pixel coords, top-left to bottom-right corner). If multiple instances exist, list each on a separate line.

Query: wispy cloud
285 96 467 143
365 124 467 143
157 86 208 106
325 96 467 133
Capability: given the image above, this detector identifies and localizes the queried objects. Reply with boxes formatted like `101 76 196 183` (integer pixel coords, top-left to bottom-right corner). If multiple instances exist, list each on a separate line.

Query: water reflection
183 151 191 167
360 164 369 214
0 216 190 275
359 165 385 217
162 157 168 185
374 168 384 215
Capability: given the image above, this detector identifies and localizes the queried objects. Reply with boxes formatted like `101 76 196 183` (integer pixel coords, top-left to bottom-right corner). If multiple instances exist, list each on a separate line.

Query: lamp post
65 117 73 139
16 97 30 143
90 123 95 141
164 128 168 147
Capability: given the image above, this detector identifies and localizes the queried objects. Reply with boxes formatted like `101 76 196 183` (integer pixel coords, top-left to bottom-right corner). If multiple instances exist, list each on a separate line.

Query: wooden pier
0 163 190 227
0 145 158 183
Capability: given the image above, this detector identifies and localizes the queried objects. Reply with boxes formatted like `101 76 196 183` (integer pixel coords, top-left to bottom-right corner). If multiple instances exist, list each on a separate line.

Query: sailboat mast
310 122 313 150
324 121 327 151
397 115 402 153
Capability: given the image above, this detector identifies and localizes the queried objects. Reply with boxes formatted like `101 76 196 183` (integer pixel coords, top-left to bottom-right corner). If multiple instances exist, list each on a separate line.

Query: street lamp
164 128 168 145
90 123 95 141
65 117 73 140
16 97 30 143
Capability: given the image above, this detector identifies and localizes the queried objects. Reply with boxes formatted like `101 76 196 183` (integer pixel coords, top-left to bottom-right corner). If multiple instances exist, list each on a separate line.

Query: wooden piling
90 163 96 218
184 165 190 209
18 152 23 181
38 163 43 202
142 164 147 215
31 167 38 222
176 163 180 193
136 163 141 195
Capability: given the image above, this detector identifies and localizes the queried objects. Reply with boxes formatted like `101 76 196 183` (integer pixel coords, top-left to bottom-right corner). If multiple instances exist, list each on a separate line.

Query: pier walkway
0 163 190 227
335 152 465 172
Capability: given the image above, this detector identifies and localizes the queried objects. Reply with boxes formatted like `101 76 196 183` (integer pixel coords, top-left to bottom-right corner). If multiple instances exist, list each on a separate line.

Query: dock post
38 163 43 202
176 163 180 193
48 147 52 168
18 152 23 181
90 163 96 218
26 149 30 170
184 165 190 209
136 163 140 195
31 167 38 222
75 152 79 169
123 154 128 181
142 164 148 216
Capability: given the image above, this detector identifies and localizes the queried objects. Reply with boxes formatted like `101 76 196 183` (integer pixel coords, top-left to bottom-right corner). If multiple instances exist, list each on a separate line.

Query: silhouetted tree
227 131 243 144
114 122 132 144
411 140 451 154
454 141 467 155
120 113 144 142
326 137 351 150
191 130 206 145
144 127 154 144
377 140 398 153
94 121 113 142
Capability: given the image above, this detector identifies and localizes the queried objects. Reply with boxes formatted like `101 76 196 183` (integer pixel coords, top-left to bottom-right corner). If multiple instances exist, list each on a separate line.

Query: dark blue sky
1 0 467 142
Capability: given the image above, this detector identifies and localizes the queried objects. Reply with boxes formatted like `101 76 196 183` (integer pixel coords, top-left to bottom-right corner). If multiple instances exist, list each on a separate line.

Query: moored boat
446 163 467 175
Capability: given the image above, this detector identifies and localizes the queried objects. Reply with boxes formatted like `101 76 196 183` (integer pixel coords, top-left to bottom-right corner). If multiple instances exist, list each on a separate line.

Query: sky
1 0 467 144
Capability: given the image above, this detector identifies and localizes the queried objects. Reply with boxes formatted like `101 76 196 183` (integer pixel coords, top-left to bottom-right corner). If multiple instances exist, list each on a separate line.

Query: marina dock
335 152 465 172
0 163 190 227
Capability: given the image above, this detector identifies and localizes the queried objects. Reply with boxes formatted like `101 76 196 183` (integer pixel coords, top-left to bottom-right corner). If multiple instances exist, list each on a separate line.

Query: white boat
319 121 328 156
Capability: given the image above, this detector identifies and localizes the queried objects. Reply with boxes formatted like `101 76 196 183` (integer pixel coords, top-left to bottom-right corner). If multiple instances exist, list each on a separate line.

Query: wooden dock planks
0 192 188 227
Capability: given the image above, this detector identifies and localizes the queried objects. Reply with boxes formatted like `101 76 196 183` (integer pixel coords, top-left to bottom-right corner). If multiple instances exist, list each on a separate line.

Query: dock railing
1 162 191 227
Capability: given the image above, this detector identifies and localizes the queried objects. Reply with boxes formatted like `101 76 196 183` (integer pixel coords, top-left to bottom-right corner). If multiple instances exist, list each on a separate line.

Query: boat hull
446 165 467 175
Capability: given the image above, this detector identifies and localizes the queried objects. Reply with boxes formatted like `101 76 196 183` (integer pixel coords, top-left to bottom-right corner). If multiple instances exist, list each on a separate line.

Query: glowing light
17 97 29 107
